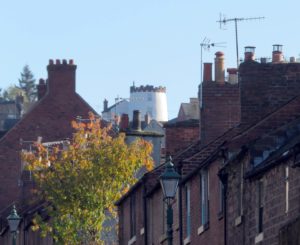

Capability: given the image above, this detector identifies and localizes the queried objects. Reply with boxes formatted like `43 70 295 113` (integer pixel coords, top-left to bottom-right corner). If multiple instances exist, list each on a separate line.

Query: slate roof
116 94 300 205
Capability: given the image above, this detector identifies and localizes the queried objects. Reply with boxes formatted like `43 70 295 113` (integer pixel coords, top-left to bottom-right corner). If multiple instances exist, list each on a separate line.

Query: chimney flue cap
273 44 283 52
215 51 224 57
244 46 256 53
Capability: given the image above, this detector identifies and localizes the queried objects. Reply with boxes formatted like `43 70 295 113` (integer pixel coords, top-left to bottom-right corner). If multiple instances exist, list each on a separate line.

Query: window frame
200 169 209 227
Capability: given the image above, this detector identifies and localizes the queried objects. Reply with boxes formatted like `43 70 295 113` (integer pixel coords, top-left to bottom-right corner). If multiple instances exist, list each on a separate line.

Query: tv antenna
200 37 226 83
217 14 265 67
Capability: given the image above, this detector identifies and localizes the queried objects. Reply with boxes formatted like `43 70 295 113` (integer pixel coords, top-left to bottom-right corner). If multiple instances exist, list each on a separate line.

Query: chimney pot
69 59 74 65
132 110 141 131
290 57 296 63
272 44 283 63
203 63 213 82
244 46 256 61
62 59 67 65
227 68 238 84
49 59 54 65
37 78 47 100
56 59 61 65
214 51 225 83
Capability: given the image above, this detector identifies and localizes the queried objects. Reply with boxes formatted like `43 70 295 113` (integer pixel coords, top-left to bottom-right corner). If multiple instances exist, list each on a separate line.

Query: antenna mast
199 38 225 108
200 38 225 83
217 14 265 67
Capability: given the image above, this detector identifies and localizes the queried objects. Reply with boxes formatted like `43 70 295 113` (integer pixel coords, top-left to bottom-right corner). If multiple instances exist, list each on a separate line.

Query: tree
1 86 27 101
23 113 153 244
18 65 36 102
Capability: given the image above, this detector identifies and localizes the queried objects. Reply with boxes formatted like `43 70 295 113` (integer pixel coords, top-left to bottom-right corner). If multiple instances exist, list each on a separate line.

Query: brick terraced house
117 45 300 245
0 59 97 244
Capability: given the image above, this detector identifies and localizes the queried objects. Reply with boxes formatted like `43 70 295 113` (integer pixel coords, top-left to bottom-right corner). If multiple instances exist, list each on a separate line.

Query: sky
0 0 300 119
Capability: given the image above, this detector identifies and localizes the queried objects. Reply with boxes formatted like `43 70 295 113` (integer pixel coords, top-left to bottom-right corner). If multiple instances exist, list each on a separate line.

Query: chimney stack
214 52 225 83
203 63 212 82
132 110 141 131
120 114 129 131
47 59 76 96
37 78 47 100
272 44 283 63
244 46 255 62
103 99 108 112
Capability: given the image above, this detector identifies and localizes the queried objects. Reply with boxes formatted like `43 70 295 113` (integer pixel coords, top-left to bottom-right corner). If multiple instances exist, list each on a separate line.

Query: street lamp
160 156 180 245
7 205 21 245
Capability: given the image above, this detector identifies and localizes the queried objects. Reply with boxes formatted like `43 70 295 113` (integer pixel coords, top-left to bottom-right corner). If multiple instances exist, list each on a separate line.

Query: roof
116 94 300 206
177 99 200 122
164 119 199 128
101 99 129 113
244 117 300 179
228 95 300 149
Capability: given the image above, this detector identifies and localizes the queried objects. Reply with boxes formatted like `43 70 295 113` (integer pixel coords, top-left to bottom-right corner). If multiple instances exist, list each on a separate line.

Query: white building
102 84 168 123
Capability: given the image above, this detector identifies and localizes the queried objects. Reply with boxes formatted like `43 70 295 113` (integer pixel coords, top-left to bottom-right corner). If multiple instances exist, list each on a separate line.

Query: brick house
0 59 97 244
117 45 300 245
222 45 300 245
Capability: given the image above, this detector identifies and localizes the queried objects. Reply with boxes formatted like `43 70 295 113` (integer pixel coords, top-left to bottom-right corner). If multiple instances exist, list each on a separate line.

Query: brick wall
239 61 300 124
200 81 240 145
0 60 95 211
226 154 300 245
181 158 224 245
164 120 199 157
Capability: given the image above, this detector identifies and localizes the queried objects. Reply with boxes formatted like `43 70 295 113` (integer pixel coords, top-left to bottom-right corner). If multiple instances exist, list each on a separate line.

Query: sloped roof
116 94 300 205
228 95 300 149
177 101 200 121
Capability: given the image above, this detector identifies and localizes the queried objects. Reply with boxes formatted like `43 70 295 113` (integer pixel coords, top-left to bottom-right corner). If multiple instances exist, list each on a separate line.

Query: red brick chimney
203 63 212 82
272 44 283 63
37 78 47 100
215 52 225 84
47 59 76 96
244 46 255 61
120 114 129 131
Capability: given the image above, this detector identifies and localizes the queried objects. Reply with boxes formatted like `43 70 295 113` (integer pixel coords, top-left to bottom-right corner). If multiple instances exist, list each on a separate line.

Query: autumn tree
23 113 153 244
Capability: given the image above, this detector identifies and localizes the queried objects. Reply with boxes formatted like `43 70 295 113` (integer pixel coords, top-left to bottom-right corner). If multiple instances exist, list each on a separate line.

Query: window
257 179 264 234
130 193 136 238
185 184 191 238
200 169 209 226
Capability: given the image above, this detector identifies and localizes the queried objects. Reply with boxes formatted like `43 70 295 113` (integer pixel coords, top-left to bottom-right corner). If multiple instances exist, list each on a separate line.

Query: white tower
129 85 168 122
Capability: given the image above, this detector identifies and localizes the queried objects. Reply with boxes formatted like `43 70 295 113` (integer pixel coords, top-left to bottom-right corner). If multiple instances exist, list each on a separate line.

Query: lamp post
7 205 21 245
160 156 180 245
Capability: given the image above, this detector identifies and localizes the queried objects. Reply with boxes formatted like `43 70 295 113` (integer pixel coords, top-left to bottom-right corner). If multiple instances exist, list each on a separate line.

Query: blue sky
0 0 299 118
